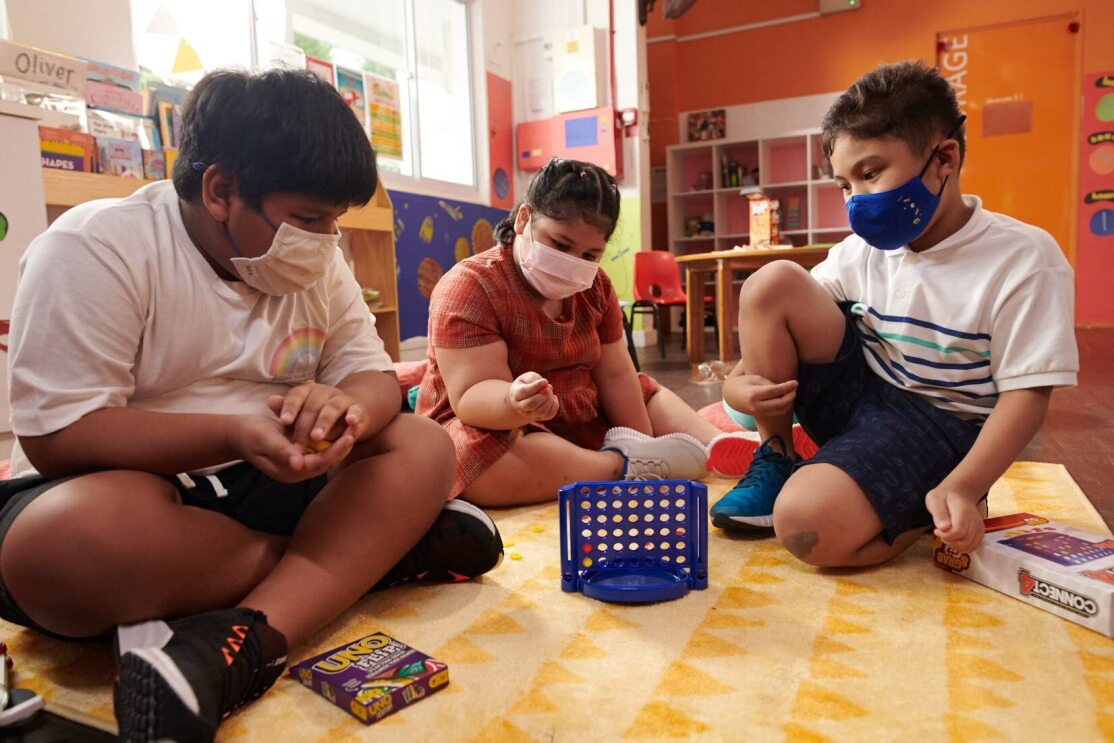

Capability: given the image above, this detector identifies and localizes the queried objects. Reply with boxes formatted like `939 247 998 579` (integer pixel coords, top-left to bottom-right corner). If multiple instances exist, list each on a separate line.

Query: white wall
5 0 135 68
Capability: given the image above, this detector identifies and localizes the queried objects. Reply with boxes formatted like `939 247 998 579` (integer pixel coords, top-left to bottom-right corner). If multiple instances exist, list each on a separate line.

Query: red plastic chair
629 251 715 359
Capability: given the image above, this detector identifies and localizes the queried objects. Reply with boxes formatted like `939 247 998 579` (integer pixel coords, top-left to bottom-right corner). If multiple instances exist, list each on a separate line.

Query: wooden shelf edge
368 305 398 315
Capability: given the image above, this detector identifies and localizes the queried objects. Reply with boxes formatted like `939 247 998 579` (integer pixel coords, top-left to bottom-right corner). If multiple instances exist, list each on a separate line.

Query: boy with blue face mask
0 68 503 741
711 60 1078 567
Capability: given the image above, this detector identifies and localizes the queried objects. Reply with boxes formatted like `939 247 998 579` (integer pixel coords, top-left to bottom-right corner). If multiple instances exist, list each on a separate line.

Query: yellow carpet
4 462 1113 741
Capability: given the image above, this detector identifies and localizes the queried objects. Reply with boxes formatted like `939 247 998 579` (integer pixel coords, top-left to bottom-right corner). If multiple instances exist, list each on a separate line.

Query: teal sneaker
710 436 796 530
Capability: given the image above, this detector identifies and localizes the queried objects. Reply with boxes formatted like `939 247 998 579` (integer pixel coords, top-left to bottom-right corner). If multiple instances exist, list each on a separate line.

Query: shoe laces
625 457 668 480
737 440 791 490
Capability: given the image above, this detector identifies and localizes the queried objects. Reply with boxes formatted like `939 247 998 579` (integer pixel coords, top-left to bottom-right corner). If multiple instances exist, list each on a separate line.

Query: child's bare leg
735 261 845 456
463 433 625 507
646 385 723 443
772 463 923 567
0 472 289 638
1 414 452 645
240 413 451 645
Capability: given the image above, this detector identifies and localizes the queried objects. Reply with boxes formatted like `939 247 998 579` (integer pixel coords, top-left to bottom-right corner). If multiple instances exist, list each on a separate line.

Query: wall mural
391 190 506 342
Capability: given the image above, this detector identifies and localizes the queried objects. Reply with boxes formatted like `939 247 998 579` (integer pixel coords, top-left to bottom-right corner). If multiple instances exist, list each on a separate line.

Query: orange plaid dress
417 246 659 496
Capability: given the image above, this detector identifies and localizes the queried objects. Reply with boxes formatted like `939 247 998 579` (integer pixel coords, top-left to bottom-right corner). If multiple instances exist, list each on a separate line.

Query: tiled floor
641 328 1114 530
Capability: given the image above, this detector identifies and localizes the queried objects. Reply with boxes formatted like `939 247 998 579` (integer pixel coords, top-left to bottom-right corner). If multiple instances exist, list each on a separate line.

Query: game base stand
290 633 449 725
559 479 709 603
933 513 1114 638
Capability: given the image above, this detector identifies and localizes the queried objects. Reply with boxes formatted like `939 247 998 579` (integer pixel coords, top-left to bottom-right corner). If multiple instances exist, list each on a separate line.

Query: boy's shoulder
41 181 177 254
975 203 1068 271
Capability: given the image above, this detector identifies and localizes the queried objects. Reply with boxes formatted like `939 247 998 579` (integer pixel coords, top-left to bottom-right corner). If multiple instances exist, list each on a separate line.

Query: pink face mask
513 219 600 300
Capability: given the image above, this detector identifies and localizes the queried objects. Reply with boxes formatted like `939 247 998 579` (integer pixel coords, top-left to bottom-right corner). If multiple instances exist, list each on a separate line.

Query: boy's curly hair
821 60 966 163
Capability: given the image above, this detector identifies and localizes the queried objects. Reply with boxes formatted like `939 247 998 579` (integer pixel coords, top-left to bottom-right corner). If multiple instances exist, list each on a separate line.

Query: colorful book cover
336 67 367 130
156 101 180 150
96 136 144 178
39 125 94 172
143 149 166 180
142 82 189 117
305 55 336 87
82 58 141 93
84 79 144 115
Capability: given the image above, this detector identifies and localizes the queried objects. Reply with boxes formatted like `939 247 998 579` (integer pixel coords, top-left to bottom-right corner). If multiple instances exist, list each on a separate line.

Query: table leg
685 266 704 365
716 262 734 362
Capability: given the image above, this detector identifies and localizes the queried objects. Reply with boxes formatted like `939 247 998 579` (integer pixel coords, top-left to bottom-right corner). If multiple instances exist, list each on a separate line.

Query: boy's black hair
173 68 377 209
821 60 966 165
493 158 621 248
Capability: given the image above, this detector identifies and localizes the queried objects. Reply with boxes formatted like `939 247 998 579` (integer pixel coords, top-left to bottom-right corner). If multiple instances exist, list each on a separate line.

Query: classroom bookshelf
40 170 401 360
665 130 852 255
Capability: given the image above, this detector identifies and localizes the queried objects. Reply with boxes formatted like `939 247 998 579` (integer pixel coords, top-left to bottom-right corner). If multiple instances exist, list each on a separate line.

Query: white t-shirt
810 195 1078 420
7 181 393 477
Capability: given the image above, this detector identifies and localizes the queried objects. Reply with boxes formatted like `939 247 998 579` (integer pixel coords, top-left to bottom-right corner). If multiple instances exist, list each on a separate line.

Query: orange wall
648 0 1114 164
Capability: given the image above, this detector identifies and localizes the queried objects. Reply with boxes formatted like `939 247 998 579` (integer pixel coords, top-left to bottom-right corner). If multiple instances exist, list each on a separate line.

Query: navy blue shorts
0 463 326 638
793 302 982 543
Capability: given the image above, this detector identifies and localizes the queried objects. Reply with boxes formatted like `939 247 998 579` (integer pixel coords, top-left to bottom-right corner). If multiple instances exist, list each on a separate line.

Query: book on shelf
40 125 95 172
143 149 166 180
86 108 160 150
96 136 144 178
81 58 141 93
84 79 144 116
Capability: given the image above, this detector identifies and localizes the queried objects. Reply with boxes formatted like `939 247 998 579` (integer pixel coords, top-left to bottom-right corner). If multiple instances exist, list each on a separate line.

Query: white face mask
513 219 600 300
227 218 340 295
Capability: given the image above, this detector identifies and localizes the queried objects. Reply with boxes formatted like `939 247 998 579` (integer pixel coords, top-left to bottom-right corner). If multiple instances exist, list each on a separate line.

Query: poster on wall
1076 71 1114 326
687 109 725 141
391 191 505 342
366 72 402 159
305 55 335 87
336 67 368 131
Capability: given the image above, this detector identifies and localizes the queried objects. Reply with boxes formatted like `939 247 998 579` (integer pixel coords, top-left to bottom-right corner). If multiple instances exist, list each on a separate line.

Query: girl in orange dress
418 158 744 505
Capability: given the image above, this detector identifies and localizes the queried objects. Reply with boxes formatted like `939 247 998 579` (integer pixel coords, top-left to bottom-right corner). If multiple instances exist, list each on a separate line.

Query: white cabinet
0 104 49 433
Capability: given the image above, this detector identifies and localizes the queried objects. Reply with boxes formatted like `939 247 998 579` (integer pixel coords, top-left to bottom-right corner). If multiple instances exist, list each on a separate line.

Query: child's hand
508 372 559 423
267 381 370 449
235 414 355 482
722 374 798 417
925 486 986 553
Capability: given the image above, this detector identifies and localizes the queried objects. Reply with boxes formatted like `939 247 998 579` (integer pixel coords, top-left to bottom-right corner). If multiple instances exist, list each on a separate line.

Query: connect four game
558 480 708 604
1000 531 1114 566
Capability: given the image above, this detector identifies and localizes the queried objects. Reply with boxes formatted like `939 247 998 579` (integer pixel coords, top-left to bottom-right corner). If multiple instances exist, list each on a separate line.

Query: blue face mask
844 117 966 251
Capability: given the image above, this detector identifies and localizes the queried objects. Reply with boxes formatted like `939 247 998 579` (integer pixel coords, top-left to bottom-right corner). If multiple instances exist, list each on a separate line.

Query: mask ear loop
918 115 967 197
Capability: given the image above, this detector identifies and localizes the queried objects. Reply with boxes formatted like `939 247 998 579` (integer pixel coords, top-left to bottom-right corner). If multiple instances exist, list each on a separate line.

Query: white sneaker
601 427 708 481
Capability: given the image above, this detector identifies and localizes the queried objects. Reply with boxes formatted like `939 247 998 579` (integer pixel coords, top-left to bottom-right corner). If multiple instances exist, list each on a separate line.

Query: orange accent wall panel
1077 72 1114 326
487 72 514 210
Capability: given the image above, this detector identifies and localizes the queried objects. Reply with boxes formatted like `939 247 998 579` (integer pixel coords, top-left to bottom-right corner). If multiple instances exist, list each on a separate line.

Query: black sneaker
373 500 504 590
114 607 287 743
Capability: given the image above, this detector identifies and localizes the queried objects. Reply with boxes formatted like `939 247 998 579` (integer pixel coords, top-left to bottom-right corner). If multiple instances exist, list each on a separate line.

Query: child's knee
739 260 812 307
772 491 855 567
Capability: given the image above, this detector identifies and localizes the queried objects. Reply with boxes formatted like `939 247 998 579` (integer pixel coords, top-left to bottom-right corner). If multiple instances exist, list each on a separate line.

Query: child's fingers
300 433 355 472
280 383 314 426
925 492 951 532
755 390 796 414
267 395 285 416
512 378 548 401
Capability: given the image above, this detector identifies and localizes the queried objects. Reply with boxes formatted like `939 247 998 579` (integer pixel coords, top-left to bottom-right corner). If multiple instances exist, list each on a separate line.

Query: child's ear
200 166 237 222
936 138 963 179
513 204 531 235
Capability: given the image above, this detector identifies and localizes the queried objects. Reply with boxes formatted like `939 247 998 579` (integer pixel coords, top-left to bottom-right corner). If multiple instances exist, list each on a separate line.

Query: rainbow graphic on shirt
269 326 326 383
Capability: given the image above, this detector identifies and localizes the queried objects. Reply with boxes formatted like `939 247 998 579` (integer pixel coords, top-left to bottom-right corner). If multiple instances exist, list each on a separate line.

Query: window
287 0 476 190
131 0 253 85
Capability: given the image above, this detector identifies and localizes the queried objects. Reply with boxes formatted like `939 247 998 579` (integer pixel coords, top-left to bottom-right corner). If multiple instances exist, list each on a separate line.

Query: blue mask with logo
844 116 966 250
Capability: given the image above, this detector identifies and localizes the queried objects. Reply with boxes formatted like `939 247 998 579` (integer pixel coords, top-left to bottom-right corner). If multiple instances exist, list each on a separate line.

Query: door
937 15 1080 262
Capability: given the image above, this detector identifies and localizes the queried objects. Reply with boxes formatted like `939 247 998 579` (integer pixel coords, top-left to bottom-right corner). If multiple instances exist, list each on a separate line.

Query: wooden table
675 246 832 366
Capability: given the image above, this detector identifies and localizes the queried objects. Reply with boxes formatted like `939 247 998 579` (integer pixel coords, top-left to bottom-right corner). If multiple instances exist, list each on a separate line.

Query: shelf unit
666 130 852 254
41 170 401 360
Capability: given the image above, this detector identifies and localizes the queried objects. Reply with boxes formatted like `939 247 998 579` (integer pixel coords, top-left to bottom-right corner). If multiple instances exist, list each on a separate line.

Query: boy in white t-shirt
0 69 502 741
711 60 1078 567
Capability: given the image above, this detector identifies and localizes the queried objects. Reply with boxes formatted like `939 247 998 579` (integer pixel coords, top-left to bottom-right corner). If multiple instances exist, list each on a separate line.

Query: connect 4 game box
290 633 449 724
933 513 1114 638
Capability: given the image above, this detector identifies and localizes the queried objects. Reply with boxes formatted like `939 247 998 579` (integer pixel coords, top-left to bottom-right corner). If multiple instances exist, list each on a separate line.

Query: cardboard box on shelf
933 513 1114 638
747 194 780 247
